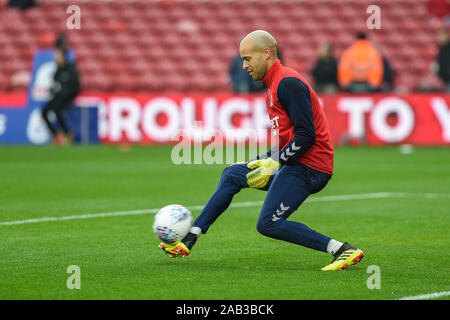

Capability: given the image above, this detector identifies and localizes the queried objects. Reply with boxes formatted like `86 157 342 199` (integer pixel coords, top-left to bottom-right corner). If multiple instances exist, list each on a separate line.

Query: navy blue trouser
193 162 332 252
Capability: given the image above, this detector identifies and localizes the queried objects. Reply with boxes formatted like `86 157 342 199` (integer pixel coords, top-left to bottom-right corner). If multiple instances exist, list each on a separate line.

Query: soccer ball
153 204 193 244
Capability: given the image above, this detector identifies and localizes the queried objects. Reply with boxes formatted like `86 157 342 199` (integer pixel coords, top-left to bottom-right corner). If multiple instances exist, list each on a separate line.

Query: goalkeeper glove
245 158 281 189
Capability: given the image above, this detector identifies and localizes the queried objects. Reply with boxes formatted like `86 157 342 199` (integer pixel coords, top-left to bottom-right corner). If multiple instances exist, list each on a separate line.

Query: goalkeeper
160 30 364 271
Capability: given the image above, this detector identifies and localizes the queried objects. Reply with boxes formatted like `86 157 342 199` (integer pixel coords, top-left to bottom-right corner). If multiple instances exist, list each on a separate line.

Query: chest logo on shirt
270 116 279 136
269 93 274 107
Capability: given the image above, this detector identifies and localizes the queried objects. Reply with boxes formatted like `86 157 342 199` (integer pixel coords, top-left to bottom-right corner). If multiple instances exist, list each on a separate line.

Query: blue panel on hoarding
66 107 99 144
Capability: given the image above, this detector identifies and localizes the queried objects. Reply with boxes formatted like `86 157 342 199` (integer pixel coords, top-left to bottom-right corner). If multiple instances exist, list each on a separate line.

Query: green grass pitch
0 145 449 300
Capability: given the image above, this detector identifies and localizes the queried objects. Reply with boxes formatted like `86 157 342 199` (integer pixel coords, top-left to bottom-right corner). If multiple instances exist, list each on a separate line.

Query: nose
242 60 249 70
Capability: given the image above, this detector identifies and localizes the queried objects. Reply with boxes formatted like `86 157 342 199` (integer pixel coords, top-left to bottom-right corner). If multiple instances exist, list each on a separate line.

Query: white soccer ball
153 204 193 244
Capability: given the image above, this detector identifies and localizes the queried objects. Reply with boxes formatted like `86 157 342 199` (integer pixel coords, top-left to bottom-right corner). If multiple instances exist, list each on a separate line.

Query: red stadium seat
0 0 442 93
0 73 9 92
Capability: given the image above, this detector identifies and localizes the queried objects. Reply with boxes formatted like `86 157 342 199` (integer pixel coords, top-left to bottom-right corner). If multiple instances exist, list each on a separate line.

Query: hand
246 158 281 189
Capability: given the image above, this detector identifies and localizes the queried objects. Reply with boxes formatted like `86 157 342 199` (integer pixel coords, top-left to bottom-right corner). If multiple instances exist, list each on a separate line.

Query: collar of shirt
262 59 281 88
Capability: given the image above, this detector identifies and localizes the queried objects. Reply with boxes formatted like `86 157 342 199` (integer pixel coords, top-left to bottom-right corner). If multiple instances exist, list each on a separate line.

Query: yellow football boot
159 232 198 258
321 242 365 271
159 241 190 258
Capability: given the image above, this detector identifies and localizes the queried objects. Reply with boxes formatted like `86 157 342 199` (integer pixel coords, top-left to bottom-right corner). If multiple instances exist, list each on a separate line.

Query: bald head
240 30 278 55
239 30 278 81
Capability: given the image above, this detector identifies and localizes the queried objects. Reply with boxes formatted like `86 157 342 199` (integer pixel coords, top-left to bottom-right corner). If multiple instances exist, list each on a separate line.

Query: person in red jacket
160 30 364 271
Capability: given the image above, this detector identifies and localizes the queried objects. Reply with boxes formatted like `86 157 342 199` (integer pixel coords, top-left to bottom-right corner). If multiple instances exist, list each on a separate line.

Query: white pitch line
398 291 450 300
0 192 448 227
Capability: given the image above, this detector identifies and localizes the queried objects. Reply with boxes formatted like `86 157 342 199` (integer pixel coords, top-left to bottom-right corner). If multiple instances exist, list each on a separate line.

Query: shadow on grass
150 254 367 274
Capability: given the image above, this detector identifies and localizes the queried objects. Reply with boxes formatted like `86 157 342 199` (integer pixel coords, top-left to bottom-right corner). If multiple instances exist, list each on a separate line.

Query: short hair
357 33 367 40
55 33 67 50
240 30 278 57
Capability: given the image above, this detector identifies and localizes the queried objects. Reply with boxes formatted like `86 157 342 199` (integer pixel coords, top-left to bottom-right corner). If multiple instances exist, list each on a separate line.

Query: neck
262 59 281 87
264 58 278 76
267 58 277 70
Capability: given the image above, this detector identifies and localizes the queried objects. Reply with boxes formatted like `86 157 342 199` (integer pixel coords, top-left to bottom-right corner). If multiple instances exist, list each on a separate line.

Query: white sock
327 239 344 255
190 226 202 236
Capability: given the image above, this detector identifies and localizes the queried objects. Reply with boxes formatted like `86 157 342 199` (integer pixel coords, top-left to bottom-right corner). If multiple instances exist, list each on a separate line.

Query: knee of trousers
217 165 247 193
256 215 282 238
220 165 243 184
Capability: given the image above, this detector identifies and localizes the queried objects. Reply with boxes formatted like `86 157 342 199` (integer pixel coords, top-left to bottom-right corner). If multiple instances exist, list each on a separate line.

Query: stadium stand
0 0 448 93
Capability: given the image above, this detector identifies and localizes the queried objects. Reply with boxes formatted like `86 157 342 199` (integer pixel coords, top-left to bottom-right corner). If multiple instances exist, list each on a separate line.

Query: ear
262 47 272 60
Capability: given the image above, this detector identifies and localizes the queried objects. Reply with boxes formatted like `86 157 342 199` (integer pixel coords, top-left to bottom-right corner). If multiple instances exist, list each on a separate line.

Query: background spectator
436 28 450 92
380 55 394 92
41 48 80 145
311 42 338 93
373 45 395 92
338 33 384 93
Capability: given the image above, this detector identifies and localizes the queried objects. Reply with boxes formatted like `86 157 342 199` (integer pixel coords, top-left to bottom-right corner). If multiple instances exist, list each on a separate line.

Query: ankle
182 232 198 250
327 239 344 256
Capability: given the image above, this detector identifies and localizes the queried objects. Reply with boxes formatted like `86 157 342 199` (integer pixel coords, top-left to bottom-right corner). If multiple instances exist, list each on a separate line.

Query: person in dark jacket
437 28 450 92
311 42 338 93
41 48 80 145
